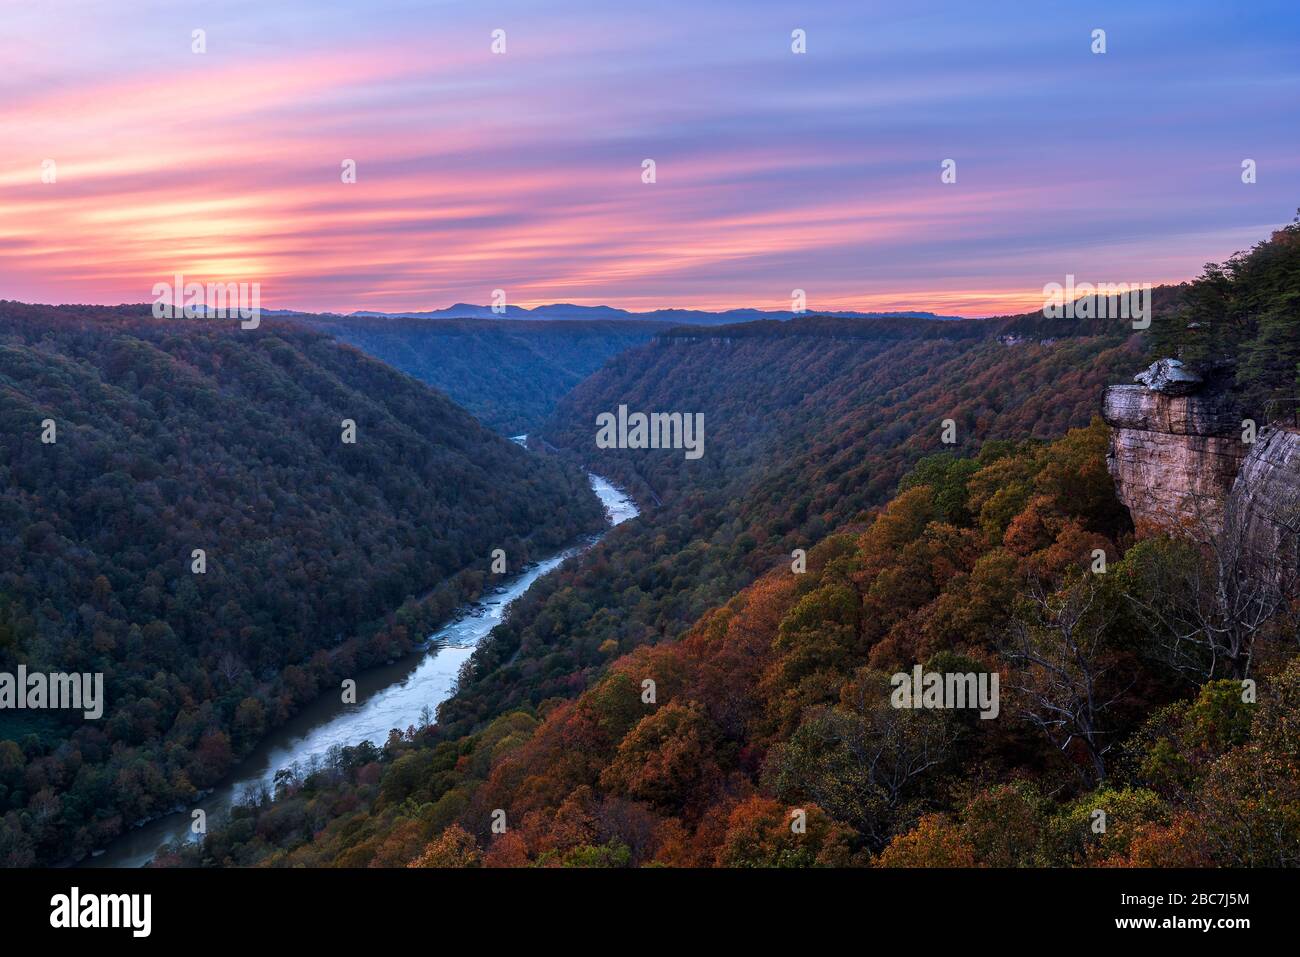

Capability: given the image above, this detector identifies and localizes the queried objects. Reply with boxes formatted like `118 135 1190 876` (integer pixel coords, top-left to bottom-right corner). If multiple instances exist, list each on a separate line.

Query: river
89 471 637 868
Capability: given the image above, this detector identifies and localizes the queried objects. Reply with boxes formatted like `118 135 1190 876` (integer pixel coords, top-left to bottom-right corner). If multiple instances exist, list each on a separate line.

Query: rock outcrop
1104 361 1300 567
1103 362 1247 538
1133 357 1203 396
1226 426 1300 572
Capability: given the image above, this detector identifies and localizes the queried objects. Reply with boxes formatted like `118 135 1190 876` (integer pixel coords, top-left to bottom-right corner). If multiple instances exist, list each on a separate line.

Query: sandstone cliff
1227 426 1300 571
1103 361 1300 565
1102 379 1246 538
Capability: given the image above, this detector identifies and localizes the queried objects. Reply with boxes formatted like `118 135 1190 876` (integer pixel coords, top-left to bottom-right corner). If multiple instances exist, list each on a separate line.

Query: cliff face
1103 362 1300 569
1227 426 1300 570
1102 383 1247 538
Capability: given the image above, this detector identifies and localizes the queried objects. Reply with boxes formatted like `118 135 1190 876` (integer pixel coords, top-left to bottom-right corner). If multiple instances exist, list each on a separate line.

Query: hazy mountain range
345 303 965 324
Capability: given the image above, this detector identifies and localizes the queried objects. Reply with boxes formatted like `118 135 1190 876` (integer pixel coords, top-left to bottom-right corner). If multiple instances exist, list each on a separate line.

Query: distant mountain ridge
302 314 672 434
349 302 965 324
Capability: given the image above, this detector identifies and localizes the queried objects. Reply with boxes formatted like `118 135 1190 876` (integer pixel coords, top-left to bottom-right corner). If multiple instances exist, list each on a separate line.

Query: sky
1 0 1298 316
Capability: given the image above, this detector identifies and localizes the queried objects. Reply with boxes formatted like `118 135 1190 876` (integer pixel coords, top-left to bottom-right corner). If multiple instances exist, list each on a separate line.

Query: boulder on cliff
1133 358 1203 396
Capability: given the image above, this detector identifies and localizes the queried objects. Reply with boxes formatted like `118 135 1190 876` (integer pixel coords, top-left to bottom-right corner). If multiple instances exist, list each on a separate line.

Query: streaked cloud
1 0 1297 315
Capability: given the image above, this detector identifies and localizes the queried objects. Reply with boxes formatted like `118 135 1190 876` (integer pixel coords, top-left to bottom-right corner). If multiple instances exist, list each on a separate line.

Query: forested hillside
548 316 1143 526
179 421 1299 868
154 222 1300 867
435 317 1141 732
0 303 604 865
1147 214 1300 421
164 306 1155 866
305 316 670 434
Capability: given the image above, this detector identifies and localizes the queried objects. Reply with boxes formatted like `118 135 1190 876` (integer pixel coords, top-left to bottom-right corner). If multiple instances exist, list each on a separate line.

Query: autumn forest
0 220 1272 871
